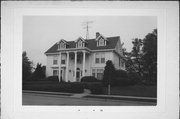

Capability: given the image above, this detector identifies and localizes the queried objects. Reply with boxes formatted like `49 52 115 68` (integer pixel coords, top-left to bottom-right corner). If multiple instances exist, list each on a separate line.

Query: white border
1 1 179 119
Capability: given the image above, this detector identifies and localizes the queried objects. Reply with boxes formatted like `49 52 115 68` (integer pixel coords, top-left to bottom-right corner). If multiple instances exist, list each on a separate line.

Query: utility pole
82 21 93 40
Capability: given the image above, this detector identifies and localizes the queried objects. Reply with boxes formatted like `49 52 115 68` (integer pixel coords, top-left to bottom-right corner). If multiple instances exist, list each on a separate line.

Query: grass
102 85 157 97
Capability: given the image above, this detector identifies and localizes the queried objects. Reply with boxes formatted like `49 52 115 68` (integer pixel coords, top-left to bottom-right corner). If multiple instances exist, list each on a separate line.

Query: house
45 32 125 82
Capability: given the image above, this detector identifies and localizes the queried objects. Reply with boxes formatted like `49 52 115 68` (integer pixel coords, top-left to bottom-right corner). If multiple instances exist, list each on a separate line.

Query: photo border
1 1 179 119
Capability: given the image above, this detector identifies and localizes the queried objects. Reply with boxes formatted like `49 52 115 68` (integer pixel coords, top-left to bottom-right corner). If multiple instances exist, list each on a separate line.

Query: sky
23 16 157 66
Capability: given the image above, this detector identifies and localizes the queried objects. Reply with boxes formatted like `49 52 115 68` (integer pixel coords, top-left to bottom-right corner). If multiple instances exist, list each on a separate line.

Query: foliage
81 76 98 82
122 29 157 84
46 76 59 82
113 77 136 86
23 82 84 93
103 60 116 86
32 63 46 80
142 29 157 82
22 51 33 81
84 82 103 94
114 69 128 78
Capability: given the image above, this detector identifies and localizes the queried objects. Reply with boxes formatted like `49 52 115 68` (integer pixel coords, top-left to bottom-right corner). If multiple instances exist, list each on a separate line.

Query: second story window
101 53 105 63
61 59 65 64
53 56 58 65
95 53 105 64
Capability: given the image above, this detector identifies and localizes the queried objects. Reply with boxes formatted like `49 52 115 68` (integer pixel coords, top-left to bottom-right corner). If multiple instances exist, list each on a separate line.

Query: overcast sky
23 16 157 66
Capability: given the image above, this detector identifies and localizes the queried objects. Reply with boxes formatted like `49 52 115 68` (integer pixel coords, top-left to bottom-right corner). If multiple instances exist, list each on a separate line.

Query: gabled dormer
75 37 87 48
58 39 68 49
96 32 108 47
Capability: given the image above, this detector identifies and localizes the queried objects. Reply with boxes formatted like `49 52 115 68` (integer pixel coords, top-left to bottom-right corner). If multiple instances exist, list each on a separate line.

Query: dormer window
76 37 86 48
78 40 83 48
60 42 66 49
99 38 105 46
96 32 108 47
58 39 68 49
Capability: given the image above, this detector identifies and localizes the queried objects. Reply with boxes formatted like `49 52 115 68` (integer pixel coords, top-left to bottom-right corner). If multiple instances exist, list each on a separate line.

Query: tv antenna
82 21 94 40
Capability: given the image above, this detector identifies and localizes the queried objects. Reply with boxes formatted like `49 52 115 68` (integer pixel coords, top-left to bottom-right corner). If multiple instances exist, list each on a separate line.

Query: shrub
46 76 59 82
127 71 140 84
68 82 84 93
115 70 128 78
113 77 136 86
81 76 98 82
84 82 103 94
23 82 84 93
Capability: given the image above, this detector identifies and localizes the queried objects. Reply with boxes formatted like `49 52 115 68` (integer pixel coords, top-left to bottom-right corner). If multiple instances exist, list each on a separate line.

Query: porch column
74 51 77 81
82 51 86 77
65 52 69 82
59 52 62 82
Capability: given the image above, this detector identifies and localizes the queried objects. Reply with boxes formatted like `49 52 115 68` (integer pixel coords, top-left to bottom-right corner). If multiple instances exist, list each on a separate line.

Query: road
23 92 155 106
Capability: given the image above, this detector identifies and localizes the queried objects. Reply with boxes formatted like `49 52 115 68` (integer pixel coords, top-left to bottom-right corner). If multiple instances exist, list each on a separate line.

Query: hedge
23 81 103 94
81 76 98 82
23 82 84 93
83 82 103 94
113 77 136 86
46 76 59 82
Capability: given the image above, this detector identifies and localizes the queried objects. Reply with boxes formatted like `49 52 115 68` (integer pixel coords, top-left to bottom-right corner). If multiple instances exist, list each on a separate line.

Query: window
101 53 105 63
95 53 105 64
53 70 59 76
97 69 104 80
53 56 58 65
61 60 65 64
92 69 104 80
60 42 65 49
99 38 104 46
92 69 96 77
95 58 100 63
77 40 84 48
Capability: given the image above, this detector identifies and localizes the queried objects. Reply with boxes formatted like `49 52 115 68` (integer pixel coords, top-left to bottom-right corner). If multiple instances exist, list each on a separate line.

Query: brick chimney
96 32 100 38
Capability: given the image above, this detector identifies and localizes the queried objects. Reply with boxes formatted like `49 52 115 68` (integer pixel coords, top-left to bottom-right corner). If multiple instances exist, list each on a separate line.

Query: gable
76 37 85 48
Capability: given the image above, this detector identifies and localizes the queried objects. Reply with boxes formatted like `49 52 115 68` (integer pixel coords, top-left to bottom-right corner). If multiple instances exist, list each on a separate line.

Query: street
23 92 156 106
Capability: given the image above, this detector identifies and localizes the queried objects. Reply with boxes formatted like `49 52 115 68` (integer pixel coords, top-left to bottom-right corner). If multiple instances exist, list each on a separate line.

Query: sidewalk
23 90 157 103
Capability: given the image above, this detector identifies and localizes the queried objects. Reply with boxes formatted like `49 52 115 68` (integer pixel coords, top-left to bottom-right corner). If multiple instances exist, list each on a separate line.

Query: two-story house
45 32 125 82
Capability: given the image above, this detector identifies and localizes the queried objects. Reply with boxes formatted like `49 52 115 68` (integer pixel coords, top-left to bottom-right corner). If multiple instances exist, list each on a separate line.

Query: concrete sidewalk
23 90 157 103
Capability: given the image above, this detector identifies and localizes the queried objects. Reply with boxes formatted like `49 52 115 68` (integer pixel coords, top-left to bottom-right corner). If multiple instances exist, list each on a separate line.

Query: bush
46 76 59 82
23 82 84 93
81 76 98 82
113 77 136 86
115 70 128 78
84 82 103 94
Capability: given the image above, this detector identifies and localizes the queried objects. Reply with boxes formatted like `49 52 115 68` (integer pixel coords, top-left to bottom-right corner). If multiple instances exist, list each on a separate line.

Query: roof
45 36 120 54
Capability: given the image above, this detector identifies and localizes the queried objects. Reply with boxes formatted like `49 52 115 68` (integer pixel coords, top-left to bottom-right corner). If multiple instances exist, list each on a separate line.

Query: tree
33 63 45 80
103 60 116 95
131 38 143 76
22 51 33 81
142 29 157 83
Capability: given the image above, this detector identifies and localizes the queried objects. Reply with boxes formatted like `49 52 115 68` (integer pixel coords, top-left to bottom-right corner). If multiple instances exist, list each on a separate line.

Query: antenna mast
82 21 93 40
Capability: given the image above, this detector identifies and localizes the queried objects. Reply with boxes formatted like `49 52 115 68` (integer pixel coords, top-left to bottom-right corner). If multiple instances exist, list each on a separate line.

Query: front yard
103 85 157 97
23 80 157 98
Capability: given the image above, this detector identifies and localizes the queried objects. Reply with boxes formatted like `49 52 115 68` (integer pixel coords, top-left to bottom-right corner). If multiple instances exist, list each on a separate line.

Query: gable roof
45 36 120 54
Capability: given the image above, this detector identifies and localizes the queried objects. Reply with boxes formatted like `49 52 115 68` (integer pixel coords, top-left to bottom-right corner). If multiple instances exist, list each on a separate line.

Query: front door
76 68 80 82
61 68 66 82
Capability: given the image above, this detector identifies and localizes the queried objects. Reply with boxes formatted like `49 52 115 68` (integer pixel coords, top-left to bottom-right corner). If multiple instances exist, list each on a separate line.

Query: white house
45 32 125 82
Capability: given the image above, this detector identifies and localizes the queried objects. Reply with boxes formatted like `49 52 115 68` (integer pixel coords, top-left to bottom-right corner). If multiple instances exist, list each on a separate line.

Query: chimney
96 32 100 38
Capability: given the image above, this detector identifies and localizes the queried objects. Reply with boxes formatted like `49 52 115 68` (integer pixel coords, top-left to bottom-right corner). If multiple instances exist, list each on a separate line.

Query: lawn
102 85 157 98
23 80 157 98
